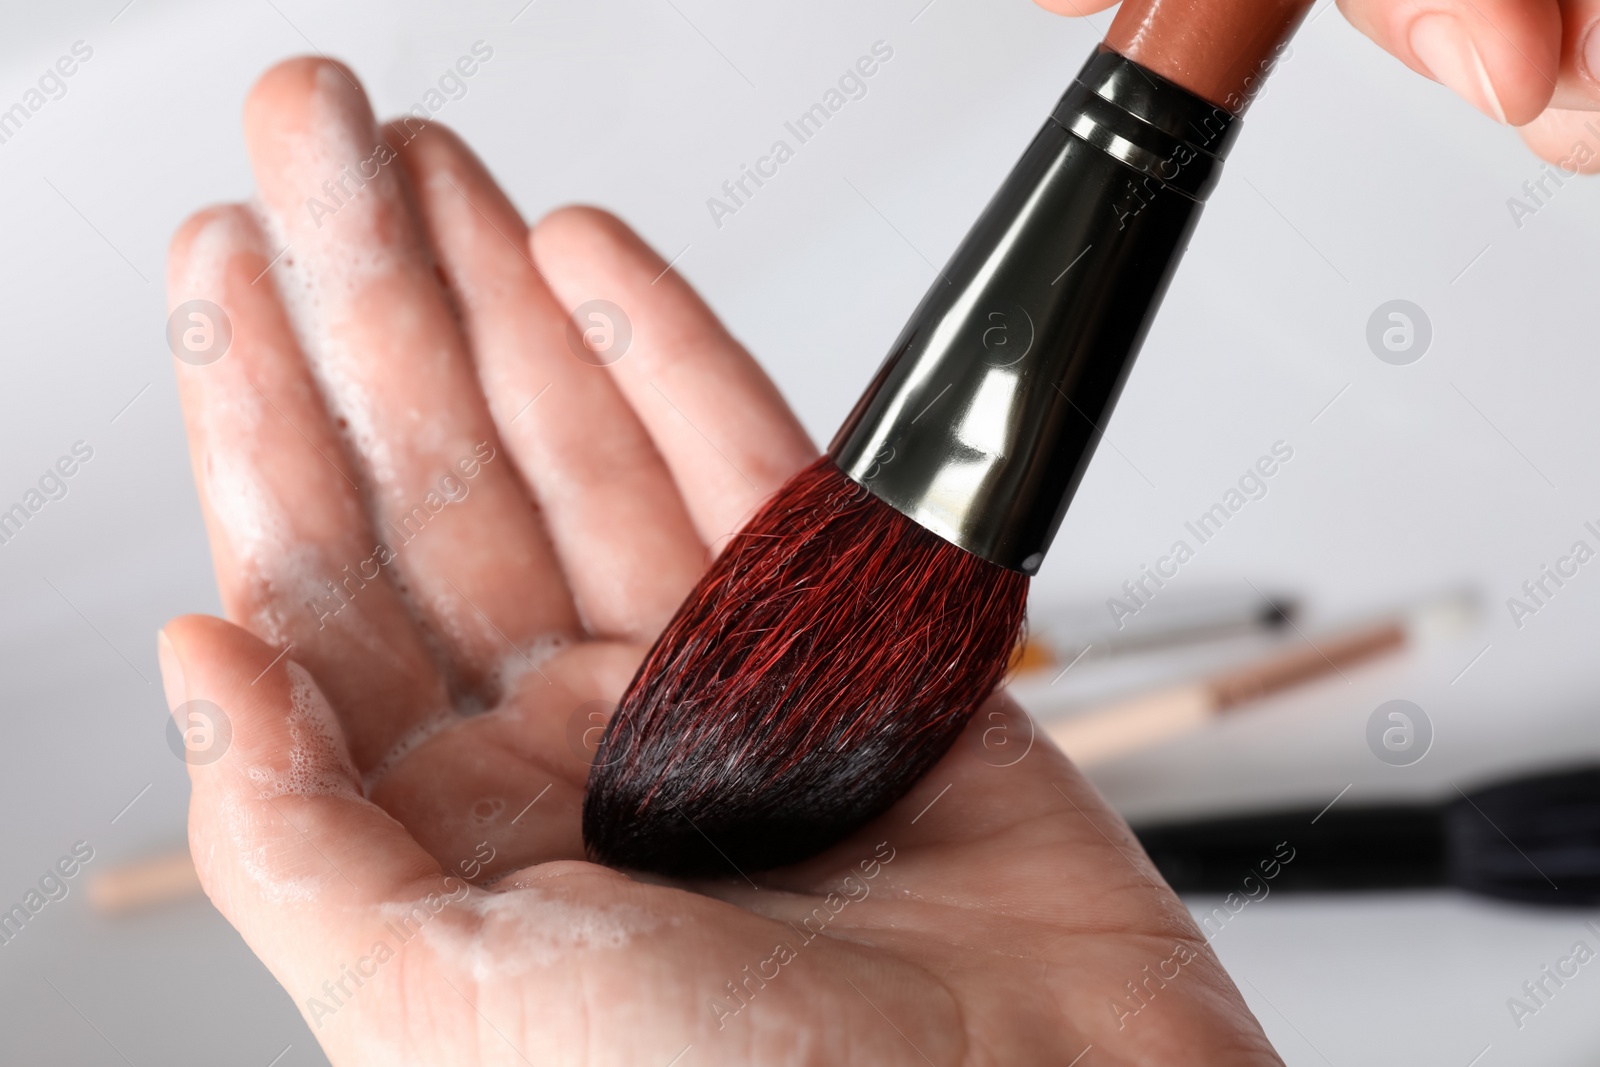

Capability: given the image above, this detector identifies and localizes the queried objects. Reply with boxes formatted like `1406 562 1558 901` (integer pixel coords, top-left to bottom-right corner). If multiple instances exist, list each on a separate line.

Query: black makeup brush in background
1134 765 1600 907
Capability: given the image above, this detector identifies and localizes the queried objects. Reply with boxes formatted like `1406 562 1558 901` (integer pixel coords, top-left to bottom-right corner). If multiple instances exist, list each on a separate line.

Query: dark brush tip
1259 598 1296 629
583 457 1029 878
1445 765 1600 906
1135 764 1600 908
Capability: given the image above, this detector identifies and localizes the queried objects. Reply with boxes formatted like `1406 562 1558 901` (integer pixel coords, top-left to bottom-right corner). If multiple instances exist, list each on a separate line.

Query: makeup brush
1134 765 1600 906
1042 591 1476 765
585 0 1314 877
1046 618 1403 765
86 849 202 915
1011 592 1299 677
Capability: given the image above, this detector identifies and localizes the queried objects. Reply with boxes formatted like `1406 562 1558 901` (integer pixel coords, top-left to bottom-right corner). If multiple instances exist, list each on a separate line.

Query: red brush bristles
583 456 1029 877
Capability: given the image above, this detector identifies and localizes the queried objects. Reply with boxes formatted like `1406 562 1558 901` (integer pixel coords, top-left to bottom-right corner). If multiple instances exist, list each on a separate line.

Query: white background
0 0 1597 1063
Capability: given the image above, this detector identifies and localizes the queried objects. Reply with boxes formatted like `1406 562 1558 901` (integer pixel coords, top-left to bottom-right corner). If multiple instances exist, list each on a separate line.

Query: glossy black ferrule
830 46 1238 573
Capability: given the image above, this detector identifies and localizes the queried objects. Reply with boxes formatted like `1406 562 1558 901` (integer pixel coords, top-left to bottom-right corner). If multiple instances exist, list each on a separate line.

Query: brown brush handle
1106 0 1313 112
1047 618 1406 764
1210 620 1407 712
87 849 201 915
1048 685 1217 765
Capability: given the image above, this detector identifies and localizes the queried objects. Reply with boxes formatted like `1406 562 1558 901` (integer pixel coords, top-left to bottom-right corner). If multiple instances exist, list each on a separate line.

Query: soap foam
416 888 657 978
175 213 364 650
172 205 260 303
256 197 402 493
490 638 569 700
253 65 414 492
419 167 516 312
218 791 334 904
197 368 351 650
245 662 360 799
202 430 279 565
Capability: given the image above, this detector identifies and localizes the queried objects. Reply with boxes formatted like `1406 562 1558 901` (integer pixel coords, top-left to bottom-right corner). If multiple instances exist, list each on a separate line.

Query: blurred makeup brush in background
1010 590 1300 678
585 0 1315 877
1135 765 1600 906
87 849 202 915
1043 590 1477 766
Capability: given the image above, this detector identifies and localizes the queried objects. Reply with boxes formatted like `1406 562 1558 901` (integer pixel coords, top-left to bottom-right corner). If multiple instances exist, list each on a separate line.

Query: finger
1338 0 1561 124
531 207 816 546
157 616 459 999
1547 0 1600 109
390 122 706 639
1518 105 1600 167
167 203 453 774
242 57 579 698
1030 0 1122 16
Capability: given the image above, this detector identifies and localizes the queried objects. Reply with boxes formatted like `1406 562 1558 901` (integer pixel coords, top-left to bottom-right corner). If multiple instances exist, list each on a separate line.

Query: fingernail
1409 13 1507 123
1581 20 1600 87
157 629 186 713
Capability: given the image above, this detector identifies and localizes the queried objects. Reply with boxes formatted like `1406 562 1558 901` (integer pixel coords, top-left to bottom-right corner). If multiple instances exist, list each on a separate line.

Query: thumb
157 616 457 1010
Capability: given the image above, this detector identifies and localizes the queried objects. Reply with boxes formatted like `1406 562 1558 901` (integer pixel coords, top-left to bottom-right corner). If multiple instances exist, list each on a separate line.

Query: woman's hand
161 56 1282 1066
1036 0 1600 170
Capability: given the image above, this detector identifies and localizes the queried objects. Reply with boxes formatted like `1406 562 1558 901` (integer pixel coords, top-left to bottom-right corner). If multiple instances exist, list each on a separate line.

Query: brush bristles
583 456 1029 877
1445 766 1600 905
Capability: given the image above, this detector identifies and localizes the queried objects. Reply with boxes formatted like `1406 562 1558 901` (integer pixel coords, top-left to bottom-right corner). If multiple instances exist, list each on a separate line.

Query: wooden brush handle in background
1047 619 1406 765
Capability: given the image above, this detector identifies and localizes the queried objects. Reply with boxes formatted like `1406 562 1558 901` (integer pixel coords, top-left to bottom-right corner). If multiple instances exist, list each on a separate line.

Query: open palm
159 57 1281 1067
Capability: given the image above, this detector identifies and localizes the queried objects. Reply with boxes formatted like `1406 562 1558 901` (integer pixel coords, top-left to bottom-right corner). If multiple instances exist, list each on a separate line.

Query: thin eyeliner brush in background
1010 591 1300 677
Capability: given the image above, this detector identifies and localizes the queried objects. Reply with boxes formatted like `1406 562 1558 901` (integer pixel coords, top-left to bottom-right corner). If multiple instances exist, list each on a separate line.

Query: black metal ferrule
830 46 1239 573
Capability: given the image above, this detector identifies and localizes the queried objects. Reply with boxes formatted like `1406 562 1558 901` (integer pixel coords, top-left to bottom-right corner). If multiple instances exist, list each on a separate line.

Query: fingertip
382 117 506 225
381 115 468 161
168 616 365 840
165 203 263 305
536 202 626 232
529 203 638 273
529 203 678 333
159 614 304 741
1518 107 1600 172
157 625 186 714
1029 0 1122 16
1376 2 1560 125
241 57 382 221
530 202 816 538
243 55 367 138
160 612 253 663
167 204 231 277
529 203 716 340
